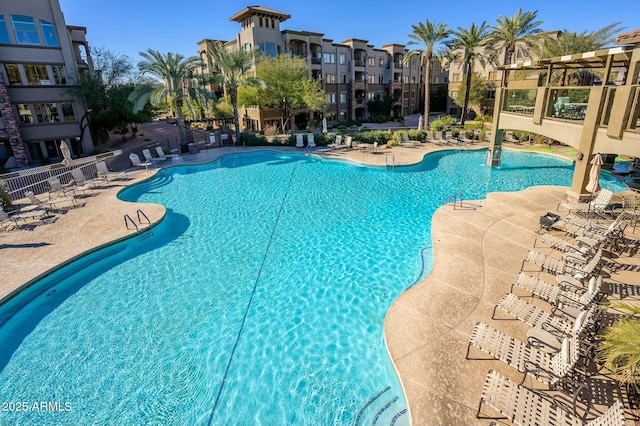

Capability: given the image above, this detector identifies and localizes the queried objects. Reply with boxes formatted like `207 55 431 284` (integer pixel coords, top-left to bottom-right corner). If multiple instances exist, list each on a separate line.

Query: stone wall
0 73 28 168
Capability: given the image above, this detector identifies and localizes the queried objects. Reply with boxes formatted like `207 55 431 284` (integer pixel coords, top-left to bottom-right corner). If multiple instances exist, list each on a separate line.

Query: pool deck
2 143 639 425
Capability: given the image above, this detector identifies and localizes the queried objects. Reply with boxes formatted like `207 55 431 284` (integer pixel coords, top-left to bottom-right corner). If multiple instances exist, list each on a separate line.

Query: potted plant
263 124 278 142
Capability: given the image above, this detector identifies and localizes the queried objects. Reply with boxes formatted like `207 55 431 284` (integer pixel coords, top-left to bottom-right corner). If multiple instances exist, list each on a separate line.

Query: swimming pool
0 149 623 425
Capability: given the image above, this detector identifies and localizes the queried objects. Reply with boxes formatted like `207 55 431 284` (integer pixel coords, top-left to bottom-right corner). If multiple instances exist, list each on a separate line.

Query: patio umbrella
322 117 328 134
585 153 603 194
60 140 73 165
585 153 603 218
418 114 424 130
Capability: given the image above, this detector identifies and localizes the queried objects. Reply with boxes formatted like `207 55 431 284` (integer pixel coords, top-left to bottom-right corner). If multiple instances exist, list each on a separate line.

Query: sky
58 0 639 62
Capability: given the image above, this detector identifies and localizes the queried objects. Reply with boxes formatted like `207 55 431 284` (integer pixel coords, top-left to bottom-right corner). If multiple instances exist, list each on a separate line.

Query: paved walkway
2 143 638 425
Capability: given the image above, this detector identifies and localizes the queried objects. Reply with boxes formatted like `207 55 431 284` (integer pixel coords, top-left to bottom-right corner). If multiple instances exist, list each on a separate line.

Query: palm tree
132 49 201 147
448 22 495 126
206 41 262 146
490 8 543 66
532 22 625 58
405 20 451 122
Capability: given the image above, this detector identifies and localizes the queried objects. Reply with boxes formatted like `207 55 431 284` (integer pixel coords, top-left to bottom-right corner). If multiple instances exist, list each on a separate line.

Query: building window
61 103 75 121
368 57 375 67
244 43 252 51
339 93 347 103
410 91 415 99
451 90 458 98
52 66 66 85
339 54 346 64
24 64 49 85
35 103 60 122
339 111 347 120
368 74 375 84
40 20 58 47
341 73 347 84
487 89 495 100
411 76 417 84
403 91 409 98
326 93 336 104
261 42 276 58
0 17 11 44
368 92 375 100
378 75 383 84
403 76 409 83
11 15 39 45
323 53 335 64
412 60 417 68
452 73 461 82
17 104 33 124
325 73 335 84
259 17 263 27
488 71 498 81
4 64 22 85
379 58 384 67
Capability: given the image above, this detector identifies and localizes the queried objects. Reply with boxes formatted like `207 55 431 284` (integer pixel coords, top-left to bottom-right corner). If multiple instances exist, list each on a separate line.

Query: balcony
354 60 365 67
311 57 322 65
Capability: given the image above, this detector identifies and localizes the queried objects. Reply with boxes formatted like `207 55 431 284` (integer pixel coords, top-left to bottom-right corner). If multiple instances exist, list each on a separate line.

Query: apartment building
198 5 448 131
0 0 94 168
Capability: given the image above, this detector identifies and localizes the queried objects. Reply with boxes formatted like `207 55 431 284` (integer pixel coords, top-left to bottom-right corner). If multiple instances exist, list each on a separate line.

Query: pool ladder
385 154 395 171
442 192 463 209
124 209 153 241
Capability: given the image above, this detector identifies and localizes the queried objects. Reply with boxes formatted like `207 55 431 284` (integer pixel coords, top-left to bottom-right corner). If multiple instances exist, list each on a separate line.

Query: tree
92 47 138 87
448 22 495 126
241 54 326 132
206 41 261 145
131 49 201 146
454 73 490 116
405 20 451 121
490 9 543 66
532 22 625 58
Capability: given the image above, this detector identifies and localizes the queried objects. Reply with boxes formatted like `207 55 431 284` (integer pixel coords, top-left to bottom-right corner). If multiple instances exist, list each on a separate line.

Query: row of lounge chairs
1 160 131 231
466 201 633 424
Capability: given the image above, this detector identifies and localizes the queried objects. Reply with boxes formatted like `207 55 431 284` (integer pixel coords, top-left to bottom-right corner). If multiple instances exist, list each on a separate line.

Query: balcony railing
546 87 591 121
354 60 365 67
311 57 321 65
503 89 537 115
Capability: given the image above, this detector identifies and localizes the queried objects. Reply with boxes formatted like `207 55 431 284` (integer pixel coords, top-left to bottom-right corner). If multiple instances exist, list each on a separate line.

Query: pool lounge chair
467 323 581 388
71 167 107 190
511 273 603 310
557 189 614 218
143 148 167 164
96 161 128 182
0 210 19 230
47 176 81 197
399 133 418 148
521 247 603 277
459 130 473 145
129 153 152 171
307 134 316 150
327 135 344 149
295 134 304 148
433 131 447 145
24 190 76 210
477 370 626 425
493 293 600 351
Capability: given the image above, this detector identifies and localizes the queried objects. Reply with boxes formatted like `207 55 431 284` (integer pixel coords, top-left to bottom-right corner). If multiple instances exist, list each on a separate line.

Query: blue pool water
0 149 625 425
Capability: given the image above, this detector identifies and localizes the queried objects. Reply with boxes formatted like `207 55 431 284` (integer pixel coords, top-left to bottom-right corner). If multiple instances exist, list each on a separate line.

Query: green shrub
430 116 458 132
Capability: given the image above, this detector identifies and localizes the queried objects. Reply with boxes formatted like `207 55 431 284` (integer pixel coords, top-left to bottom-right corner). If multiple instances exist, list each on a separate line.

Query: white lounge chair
47 176 81 197
467 323 581 388
434 131 447 145
96 161 128 182
129 153 152 171
511 272 603 310
459 130 473 145
558 189 614 218
142 148 166 164
24 190 75 210
307 134 316 150
295 134 304 148
477 370 626 425
327 134 343 149
71 167 107 190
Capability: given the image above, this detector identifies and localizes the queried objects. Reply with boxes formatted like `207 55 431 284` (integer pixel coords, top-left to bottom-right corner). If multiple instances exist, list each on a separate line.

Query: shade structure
585 153 603 194
418 114 424 130
322 117 328 134
60 140 73 166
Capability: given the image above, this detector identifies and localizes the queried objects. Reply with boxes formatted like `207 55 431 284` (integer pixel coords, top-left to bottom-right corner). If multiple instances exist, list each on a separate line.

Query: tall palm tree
132 49 201 146
206 41 262 146
490 8 543 65
448 22 495 126
532 22 625 58
405 20 451 122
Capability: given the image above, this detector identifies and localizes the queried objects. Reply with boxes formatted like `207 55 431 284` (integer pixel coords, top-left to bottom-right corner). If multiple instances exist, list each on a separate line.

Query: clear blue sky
58 0 638 62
